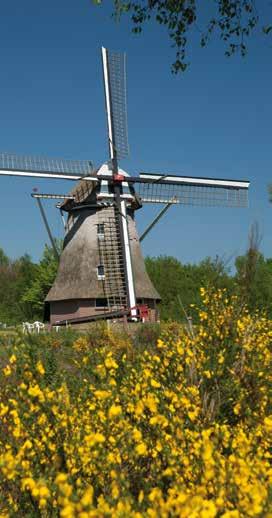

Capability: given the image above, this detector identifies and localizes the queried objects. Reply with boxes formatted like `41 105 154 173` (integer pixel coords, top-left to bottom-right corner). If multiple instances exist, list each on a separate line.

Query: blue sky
0 0 272 268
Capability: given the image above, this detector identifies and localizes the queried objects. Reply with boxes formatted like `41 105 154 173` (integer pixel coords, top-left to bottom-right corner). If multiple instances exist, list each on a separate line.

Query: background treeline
0 245 59 325
1 225 272 324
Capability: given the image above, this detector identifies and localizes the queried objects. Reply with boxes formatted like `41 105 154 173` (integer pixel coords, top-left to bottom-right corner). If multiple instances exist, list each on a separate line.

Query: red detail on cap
113 173 125 182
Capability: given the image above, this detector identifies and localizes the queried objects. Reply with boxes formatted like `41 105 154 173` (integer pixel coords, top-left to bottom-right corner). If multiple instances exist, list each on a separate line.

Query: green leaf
263 25 272 34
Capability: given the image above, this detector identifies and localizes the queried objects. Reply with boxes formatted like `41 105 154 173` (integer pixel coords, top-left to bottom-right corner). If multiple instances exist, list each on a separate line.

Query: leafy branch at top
92 1 269 72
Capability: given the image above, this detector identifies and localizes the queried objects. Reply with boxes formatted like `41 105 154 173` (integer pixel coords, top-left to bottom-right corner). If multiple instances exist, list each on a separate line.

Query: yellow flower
107 452 116 463
39 486 50 498
111 483 119 499
9 354 17 364
145 394 157 413
3 365 11 376
202 443 213 462
55 473 68 484
94 432 105 443
28 384 44 401
81 486 93 507
132 428 142 441
84 432 105 446
94 390 111 399
36 360 45 375
108 405 122 418
22 439 32 450
73 336 89 352
200 500 217 518
0 404 9 416
188 408 199 422
60 504 75 517
218 352 224 364
264 415 272 431
135 400 145 416
155 440 163 452
148 487 162 502
135 442 147 455
156 338 165 349
21 477 36 491
143 368 151 379
150 379 161 388
234 403 241 415
138 490 144 503
221 512 240 518
105 356 118 369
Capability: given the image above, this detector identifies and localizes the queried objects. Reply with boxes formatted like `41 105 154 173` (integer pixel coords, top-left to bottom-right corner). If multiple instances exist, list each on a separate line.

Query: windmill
0 48 250 325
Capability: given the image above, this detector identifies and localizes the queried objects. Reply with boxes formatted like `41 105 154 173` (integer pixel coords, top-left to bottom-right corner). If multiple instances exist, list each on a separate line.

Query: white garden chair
22 322 35 334
33 321 45 333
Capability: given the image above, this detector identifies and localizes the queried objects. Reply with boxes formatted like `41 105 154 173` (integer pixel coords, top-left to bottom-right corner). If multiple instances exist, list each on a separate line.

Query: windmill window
95 298 109 308
97 265 105 280
97 223 105 239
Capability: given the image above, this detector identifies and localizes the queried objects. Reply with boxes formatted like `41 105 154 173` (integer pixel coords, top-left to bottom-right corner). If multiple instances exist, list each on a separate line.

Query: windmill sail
0 152 95 181
102 47 136 318
102 47 129 162
133 173 249 207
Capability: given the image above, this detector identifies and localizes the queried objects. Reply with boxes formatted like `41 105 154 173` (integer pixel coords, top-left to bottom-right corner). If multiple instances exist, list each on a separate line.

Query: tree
235 223 272 317
13 255 38 321
0 242 61 324
0 252 37 324
145 255 186 320
235 222 261 308
93 1 269 72
145 254 234 321
0 248 9 266
22 242 61 319
236 253 272 317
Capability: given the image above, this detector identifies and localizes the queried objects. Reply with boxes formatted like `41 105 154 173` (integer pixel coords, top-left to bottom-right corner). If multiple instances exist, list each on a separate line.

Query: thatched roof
46 206 160 302
60 178 96 211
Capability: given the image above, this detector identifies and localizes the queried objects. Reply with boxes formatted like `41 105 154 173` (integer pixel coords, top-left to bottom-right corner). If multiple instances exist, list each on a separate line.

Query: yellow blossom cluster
0 289 271 516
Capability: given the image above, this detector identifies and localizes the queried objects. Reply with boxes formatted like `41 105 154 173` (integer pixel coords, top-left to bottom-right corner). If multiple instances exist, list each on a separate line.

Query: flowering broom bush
0 290 271 517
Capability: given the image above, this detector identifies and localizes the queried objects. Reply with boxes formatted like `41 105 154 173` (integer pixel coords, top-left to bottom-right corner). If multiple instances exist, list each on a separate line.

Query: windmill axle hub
113 173 125 182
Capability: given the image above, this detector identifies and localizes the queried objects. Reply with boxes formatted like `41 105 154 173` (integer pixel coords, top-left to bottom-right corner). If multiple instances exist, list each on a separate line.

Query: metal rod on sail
59 209 66 230
140 203 173 242
35 198 59 261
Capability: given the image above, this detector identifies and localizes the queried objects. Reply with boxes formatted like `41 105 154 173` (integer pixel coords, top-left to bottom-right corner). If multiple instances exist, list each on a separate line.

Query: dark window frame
97 264 105 279
95 298 109 308
97 223 105 238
